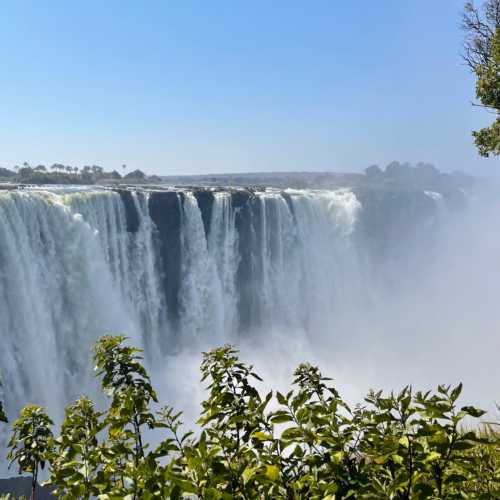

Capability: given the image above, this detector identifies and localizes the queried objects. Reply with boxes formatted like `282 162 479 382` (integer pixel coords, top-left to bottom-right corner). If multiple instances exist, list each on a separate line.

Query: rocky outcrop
115 189 140 233
193 189 214 239
148 191 184 327
0 477 55 499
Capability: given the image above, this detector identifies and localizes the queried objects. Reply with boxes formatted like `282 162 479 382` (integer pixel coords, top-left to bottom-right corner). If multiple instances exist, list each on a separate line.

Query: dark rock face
281 191 296 219
148 191 183 327
0 477 55 499
117 183 469 332
231 190 265 330
193 190 214 239
115 189 140 233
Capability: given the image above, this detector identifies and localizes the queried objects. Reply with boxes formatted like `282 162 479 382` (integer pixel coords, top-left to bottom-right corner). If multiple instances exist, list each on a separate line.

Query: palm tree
51 163 64 173
91 165 103 176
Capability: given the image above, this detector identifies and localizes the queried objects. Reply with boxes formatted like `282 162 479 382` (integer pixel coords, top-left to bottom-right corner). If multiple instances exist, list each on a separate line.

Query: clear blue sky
1 0 498 176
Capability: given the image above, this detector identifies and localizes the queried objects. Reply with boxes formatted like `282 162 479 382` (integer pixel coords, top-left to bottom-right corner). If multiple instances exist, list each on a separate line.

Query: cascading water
0 190 139 417
0 184 453 450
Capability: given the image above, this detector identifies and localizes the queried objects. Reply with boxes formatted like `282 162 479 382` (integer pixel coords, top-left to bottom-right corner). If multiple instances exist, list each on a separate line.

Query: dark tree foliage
124 169 147 180
462 0 500 157
463 0 500 70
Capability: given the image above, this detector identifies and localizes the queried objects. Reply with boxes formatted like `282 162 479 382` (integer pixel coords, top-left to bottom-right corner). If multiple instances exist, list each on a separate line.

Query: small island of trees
0 162 161 186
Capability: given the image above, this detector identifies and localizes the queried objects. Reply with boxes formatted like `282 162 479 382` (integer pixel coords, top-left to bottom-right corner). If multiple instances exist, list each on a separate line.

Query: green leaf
281 427 303 441
424 451 441 463
251 431 273 441
242 465 257 484
460 406 486 418
270 413 293 424
445 473 467 484
398 436 409 448
276 392 287 405
450 383 463 402
265 464 280 481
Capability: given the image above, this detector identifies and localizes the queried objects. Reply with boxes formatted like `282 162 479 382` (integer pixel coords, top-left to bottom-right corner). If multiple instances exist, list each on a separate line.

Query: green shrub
2 337 499 499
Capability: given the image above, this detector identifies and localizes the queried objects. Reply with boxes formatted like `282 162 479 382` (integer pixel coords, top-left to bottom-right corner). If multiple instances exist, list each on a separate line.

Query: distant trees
364 164 382 178
50 163 65 173
0 162 154 185
362 161 474 191
462 0 500 157
0 167 15 178
17 166 33 177
90 165 104 177
124 169 146 180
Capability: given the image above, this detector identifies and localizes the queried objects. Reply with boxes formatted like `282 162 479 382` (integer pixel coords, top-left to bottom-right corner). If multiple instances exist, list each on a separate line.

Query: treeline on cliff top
0 159 472 191
0 162 160 185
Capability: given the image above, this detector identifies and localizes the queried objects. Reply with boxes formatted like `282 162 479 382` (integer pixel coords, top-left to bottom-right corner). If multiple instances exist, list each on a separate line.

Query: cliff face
148 191 184 327
353 188 449 259
0 182 470 479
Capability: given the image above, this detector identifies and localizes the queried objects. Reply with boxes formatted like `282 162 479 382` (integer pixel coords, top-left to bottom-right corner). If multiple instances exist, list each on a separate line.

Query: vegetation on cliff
0 163 159 186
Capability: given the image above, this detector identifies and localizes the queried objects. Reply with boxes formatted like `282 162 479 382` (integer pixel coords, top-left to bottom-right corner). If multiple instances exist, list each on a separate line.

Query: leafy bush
2 337 500 499
7 405 53 500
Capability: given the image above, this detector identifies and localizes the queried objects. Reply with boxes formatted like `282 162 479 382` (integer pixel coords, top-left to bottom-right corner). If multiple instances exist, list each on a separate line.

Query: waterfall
178 191 227 345
208 191 239 337
0 190 138 418
0 185 448 434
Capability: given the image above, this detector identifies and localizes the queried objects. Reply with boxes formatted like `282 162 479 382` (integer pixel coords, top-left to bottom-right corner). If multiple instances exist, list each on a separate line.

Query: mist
152 183 500 427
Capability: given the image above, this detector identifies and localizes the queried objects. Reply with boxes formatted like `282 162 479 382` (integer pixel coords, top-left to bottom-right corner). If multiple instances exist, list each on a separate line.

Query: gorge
0 180 498 452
